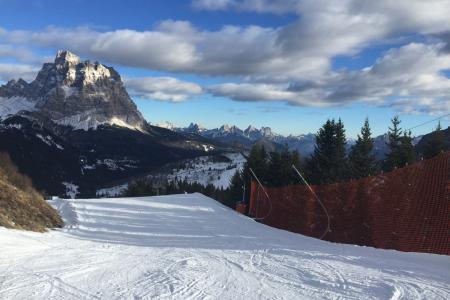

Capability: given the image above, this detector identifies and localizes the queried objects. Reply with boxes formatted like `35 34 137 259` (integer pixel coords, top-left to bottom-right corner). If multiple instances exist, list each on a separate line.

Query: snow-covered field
0 194 449 299
166 153 246 189
96 183 129 197
95 153 246 197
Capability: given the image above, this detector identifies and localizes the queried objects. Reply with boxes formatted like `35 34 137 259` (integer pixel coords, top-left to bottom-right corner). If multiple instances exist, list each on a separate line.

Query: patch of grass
0 152 63 231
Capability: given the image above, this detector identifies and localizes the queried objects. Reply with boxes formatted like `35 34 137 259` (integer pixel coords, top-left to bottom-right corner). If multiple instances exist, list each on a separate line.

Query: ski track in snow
0 194 449 299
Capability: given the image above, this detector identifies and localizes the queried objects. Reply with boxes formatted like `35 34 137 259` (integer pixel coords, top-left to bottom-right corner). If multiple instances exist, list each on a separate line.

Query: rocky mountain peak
218 124 242 135
6 78 28 87
260 126 273 137
157 121 176 130
0 50 146 131
55 50 80 66
186 123 206 133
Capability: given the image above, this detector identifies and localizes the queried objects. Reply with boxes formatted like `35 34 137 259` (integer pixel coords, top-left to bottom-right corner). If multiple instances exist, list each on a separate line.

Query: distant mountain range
157 122 434 160
157 122 318 156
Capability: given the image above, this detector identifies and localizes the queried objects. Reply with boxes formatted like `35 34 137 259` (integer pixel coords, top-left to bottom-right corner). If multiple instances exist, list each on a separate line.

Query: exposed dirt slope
0 152 63 231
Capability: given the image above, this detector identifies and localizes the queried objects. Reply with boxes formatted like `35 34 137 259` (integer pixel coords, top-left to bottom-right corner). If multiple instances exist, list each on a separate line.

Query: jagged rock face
185 122 206 133
0 79 31 98
0 50 145 130
218 124 242 136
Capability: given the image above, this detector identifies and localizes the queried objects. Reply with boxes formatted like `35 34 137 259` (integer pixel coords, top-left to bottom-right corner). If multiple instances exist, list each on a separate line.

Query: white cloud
2 1 450 82
125 77 203 102
209 43 450 112
0 63 38 82
1 0 450 114
208 82 333 107
0 24 296 78
0 44 49 64
209 83 292 101
192 0 233 11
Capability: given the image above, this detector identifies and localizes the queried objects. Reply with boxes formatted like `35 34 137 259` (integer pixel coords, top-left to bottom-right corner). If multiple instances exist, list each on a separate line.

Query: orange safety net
249 152 450 255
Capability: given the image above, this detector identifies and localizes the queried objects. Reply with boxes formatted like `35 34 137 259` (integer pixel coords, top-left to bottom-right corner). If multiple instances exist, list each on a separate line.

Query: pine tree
265 145 300 187
290 149 302 184
124 178 155 196
384 116 403 171
245 145 268 180
306 119 348 184
242 145 269 202
349 118 378 179
267 150 283 186
399 130 415 166
228 170 244 203
334 118 349 180
307 119 335 184
422 121 445 159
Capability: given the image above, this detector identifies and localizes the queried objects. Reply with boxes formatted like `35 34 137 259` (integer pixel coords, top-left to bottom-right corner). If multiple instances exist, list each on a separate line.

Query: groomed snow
0 194 449 299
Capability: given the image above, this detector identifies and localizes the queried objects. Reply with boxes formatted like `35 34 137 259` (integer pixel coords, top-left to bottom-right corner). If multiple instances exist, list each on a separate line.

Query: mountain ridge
0 50 145 131
158 122 319 156
0 51 223 197
158 121 429 158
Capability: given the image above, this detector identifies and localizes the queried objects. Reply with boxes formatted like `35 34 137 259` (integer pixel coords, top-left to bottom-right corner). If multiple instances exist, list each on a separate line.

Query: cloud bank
0 0 449 113
125 77 203 102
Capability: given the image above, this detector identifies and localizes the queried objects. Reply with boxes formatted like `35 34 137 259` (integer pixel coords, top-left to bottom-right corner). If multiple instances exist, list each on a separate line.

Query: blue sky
0 0 449 138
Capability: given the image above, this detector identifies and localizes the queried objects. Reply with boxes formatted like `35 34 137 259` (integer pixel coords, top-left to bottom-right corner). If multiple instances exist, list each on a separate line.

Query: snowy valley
95 153 246 198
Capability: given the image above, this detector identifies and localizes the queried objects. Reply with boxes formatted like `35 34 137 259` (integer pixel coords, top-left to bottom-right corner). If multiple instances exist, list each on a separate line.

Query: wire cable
292 165 331 240
249 167 273 221
406 113 450 131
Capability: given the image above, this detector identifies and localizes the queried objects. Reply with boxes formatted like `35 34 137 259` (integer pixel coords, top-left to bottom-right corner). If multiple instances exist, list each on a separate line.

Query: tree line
229 116 447 202
122 116 447 207
121 177 235 208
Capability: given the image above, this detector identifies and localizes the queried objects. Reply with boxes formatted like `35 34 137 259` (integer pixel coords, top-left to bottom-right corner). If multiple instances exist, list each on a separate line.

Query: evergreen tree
242 145 269 202
306 119 335 184
228 170 245 202
265 146 300 187
399 130 415 166
124 178 155 196
422 121 445 159
334 118 349 180
290 149 302 183
267 150 283 186
384 116 403 171
306 119 349 184
384 116 417 170
348 118 378 179
245 145 269 180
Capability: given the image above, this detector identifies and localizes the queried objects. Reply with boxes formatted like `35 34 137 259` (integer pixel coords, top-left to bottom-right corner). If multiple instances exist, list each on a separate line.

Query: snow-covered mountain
0 50 145 131
167 122 317 156
373 133 423 159
183 122 208 134
0 51 222 197
168 122 427 158
156 121 176 130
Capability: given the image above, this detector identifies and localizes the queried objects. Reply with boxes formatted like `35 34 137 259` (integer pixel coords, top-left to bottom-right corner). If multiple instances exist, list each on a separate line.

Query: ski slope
0 194 449 299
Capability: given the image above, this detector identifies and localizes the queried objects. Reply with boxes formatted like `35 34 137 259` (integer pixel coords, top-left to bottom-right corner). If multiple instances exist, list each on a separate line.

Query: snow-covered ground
96 183 129 197
166 153 246 189
95 153 245 197
62 182 80 199
0 96 36 118
0 194 449 299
